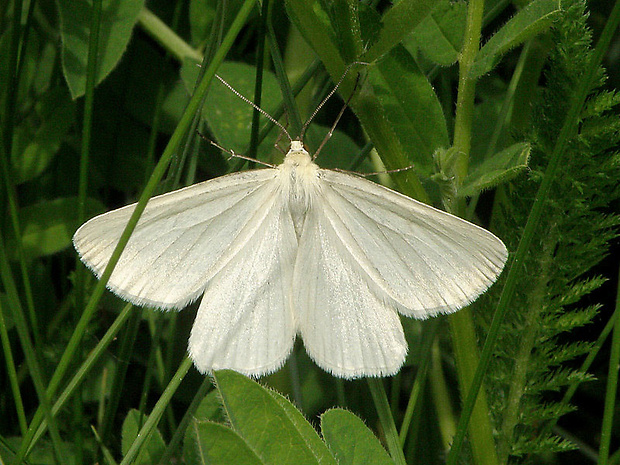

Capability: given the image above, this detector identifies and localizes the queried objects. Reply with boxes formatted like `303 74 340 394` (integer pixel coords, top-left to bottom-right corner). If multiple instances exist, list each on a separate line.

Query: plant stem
452 0 485 184
367 378 407 465
598 263 620 465
138 7 202 63
448 0 499 464
120 357 194 465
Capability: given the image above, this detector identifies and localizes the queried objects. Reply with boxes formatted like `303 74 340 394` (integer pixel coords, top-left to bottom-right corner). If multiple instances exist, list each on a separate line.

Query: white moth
73 139 508 379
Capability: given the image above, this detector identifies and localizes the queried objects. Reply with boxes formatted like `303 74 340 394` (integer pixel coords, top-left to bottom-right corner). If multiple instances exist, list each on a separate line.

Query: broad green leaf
470 0 561 78
321 409 394 465
179 60 281 159
405 0 467 66
266 389 337 465
189 0 216 47
305 125 366 171
193 389 226 423
4 197 105 260
121 409 165 465
369 45 448 177
213 370 325 465
459 142 530 197
363 0 435 62
11 89 75 184
59 0 145 98
184 420 264 465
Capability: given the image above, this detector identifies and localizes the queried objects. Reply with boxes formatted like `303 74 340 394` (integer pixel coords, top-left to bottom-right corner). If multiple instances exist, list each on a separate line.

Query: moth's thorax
278 141 320 202
278 141 321 234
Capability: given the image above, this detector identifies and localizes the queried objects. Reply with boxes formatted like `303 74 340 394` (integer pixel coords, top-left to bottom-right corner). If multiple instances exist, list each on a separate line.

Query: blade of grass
367 378 406 465
120 357 193 464
0 298 27 435
156 377 212 464
398 320 439 446
0 232 65 464
28 303 134 450
1 0 41 355
73 1 103 459
598 264 620 465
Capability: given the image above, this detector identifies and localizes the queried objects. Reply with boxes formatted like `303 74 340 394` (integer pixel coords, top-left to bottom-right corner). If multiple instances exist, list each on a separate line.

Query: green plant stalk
447 0 500 462
74 3 103 458
139 313 166 416
448 310 498 465
453 0 485 183
498 235 555 462
91 425 119 465
429 337 457 450
138 7 202 62
77 0 101 225
248 0 269 165
284 0 428 201
598 263 620 465
100 307 143 444
16 2 258 459
367 378 407 465
157 377 212 464
0 298 27 435
1 0 41 354
0 234 65 464
28 303 134 450
446 1 620 462
120 357 193 465
267 16 303 138
399 320 439 446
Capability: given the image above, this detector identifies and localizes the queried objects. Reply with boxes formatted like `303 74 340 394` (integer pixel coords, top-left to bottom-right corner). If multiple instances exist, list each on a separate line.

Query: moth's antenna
313 73 363 160
299 61 368 141
215 75 293 143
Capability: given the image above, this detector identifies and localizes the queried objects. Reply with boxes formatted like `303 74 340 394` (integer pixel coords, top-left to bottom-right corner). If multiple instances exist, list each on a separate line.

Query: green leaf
363 0 435 62
4 197 105 260
405 0 467 66
323 0 363 63
58 0 145 99
459 142 530 197
11 89 75 184
213 370 332 465
121 409 165 465
285 0 345 74
266 389 337 465
193 389 226 423
305 125 365 171
184 420 264 465
470 0 561 78
179 60 281 159
321 409 394 465
369 45 449 177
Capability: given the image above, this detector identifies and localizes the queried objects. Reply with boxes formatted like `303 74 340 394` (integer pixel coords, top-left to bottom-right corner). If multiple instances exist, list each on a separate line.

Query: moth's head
282 140 313 169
